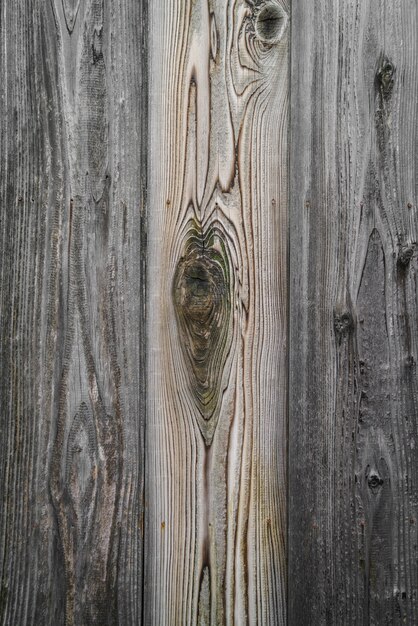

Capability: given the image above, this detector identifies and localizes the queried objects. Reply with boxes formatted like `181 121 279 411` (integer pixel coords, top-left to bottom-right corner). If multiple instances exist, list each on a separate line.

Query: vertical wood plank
0 0 146 623
146 0 289 624
289 0 418 623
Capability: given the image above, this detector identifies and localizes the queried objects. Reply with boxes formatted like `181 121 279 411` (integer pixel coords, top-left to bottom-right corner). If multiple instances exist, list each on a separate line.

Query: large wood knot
173 221 232 443
255 3 288 44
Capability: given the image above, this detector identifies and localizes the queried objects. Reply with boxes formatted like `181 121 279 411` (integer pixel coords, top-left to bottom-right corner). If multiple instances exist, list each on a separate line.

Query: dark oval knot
333 310 353 339
377 58 395 97
172 221 233 444
367 470 384 493
255 3 288 44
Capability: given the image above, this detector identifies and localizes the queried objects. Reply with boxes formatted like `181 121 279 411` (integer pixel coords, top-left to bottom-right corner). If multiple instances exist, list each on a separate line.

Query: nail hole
255 4 287 44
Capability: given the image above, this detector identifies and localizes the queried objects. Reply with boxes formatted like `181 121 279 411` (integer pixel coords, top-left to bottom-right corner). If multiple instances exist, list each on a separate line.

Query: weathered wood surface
146 1 288 624
0 0 146 623
289 0 418 624
3 0 418 623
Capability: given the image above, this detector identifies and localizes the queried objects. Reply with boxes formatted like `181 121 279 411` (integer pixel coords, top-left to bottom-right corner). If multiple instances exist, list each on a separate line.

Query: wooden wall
1 0 417 624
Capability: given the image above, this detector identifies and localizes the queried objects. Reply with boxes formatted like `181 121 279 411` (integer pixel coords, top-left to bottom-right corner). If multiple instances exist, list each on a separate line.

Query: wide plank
146 1 289 624
289 1 418 623
0 0 146 623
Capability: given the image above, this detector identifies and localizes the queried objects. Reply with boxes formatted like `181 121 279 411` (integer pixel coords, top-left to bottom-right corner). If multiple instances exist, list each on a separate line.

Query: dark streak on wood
357 229 394 625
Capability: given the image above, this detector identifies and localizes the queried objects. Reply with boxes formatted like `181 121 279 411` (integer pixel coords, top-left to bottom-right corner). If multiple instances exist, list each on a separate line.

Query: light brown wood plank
146 1 289 624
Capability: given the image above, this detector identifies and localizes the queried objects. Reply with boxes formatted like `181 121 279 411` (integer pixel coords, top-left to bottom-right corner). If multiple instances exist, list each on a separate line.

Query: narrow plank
0 0 67 620
146 1 289 624
289 0 418 623
0 0 146 622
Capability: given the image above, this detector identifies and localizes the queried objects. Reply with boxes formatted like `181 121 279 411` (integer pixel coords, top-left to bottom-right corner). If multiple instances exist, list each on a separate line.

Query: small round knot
367 470 384 493
333 310 353 338
255 3 288 44
398 245 414 267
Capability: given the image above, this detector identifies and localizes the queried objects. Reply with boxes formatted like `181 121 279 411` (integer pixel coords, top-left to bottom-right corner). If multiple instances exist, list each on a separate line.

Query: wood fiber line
289 0 418 624
146 1 288 624
0 0 146 623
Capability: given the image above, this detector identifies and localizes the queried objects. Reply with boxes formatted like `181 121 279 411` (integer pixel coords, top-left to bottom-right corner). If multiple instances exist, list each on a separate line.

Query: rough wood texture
0 0 146 623
146 1 288 624
5 0 418 623
289 0 418 624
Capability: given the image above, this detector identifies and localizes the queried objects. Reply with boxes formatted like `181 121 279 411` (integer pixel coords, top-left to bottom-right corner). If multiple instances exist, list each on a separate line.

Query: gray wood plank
145 1 289 623
289 1 418 624
0 0 146 623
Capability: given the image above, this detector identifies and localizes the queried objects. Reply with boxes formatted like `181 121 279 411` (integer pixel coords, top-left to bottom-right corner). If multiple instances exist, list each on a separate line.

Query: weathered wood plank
146 1 289 624
0 0 146 623
289 1 418 623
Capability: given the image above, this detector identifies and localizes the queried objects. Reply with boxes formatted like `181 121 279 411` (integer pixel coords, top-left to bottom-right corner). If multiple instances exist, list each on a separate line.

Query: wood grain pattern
145 1 289 624
5 0 418 622
0 0 146 623
289 0 418 623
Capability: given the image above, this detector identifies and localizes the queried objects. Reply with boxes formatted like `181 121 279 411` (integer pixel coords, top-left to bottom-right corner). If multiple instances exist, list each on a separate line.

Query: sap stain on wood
173 220 232 444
